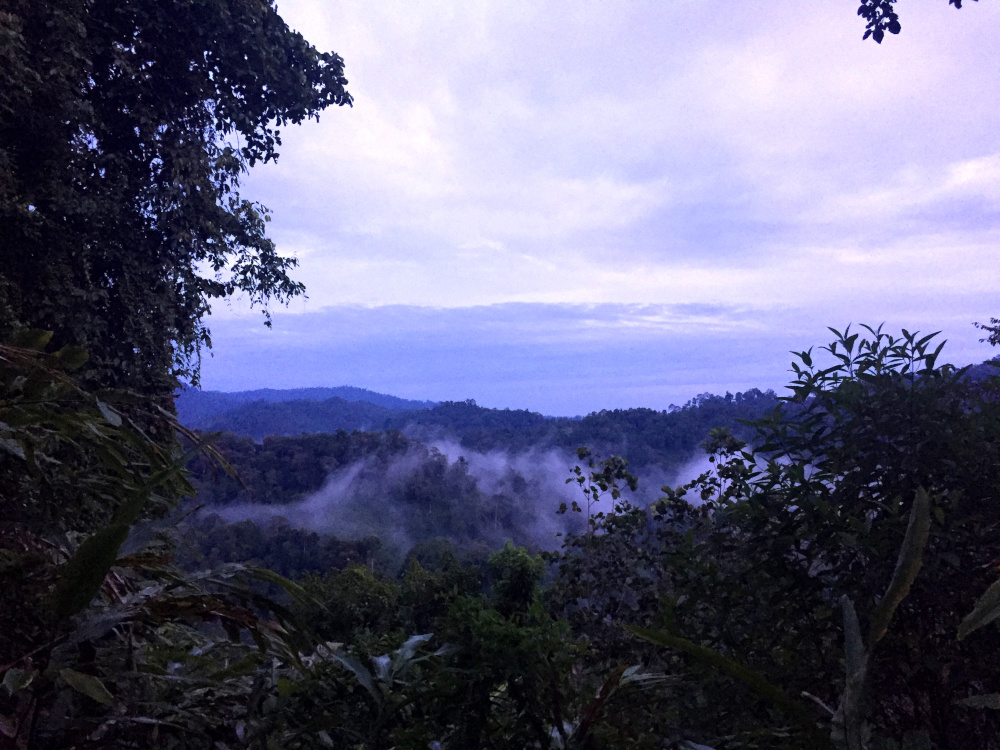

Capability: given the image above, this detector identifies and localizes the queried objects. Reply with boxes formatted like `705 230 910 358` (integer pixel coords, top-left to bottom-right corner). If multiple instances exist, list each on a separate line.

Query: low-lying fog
204 440 713 553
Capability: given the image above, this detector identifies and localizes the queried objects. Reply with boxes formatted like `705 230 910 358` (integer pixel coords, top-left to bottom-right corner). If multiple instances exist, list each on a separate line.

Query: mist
202 430 712 558
204 441 579 554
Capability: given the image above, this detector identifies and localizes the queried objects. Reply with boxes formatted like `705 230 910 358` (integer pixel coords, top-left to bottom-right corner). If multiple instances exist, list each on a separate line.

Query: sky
199 1 1000 415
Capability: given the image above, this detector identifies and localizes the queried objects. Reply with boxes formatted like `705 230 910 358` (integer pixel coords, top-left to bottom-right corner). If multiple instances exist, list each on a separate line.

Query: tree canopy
858 0 976 44
0 0 351 394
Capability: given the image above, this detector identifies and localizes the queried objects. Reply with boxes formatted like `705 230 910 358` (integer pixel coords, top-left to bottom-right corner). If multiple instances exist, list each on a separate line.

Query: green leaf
96 400 122 427
9 329 53 352
51 448 196 616
958 577 1000 640
625 625 817 731
330 652 378 704
249 566 321 608
51 523 131 618
60 668 114 705
868 488 932 644
210 652 265 681
834 595 868 750
0 437 24 460
394 633 433 664
52 345 89 370
1 668 37 698
955 693 1000 710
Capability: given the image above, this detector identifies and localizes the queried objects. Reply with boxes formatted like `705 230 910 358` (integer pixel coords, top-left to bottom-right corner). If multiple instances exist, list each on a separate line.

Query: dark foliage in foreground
0 0 350 394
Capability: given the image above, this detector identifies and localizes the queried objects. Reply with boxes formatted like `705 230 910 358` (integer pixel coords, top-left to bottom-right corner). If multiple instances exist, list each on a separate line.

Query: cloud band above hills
198 301 993 416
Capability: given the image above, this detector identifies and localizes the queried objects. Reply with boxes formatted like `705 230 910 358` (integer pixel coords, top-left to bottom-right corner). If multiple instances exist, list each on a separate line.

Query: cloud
233 2 1000 310
203 440 589 551
200 2 1000 410
198 301 995 416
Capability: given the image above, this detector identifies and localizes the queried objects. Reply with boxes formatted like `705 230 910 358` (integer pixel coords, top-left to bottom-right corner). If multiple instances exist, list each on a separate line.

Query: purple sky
200 1 1000 415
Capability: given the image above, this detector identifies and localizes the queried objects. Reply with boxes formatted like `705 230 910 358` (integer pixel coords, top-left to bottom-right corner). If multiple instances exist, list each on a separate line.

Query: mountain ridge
175 386 437 426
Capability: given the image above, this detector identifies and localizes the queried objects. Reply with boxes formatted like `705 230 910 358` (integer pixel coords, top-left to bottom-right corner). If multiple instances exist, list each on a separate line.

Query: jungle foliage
4 326 1000 749
180 387 781 468
0 0 351 394
546 327 1000 749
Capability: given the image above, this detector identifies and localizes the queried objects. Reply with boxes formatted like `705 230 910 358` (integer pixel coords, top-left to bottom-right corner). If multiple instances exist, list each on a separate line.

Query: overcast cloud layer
200 1 1000 414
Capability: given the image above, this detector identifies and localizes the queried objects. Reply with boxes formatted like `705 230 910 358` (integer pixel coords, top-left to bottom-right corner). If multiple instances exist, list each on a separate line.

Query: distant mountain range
174 384 787 472
178 357 1000 434
177 356 999 462
175 386 437 429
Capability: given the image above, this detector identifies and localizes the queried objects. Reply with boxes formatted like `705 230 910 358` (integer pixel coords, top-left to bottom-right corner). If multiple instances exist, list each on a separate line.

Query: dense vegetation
173 390 781 573
5 326 1000 749
179 387 780 468
0 0 350 392
3 2 1000 749
181 430 550 571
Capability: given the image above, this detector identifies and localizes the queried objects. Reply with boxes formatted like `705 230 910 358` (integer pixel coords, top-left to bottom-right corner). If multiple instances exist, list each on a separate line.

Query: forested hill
175 385 437 425
179 387 780 469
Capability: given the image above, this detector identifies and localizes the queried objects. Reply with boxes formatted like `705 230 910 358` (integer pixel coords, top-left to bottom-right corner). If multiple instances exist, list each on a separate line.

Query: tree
0 0 351 395
858 1 999 354
857 0 976 44
976 317 1000 347
641 327 1000 747
544 327 1000 748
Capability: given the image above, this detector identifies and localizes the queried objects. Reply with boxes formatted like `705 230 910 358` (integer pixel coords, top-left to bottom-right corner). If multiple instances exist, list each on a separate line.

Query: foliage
0 0 351 393
8 322 1000 748
488 542 545 617
0 332 193 538
857 0 975 44
180 514 390 580
540 327 1000 748
616 326 1000 748
0 336 320 748
192 396 405 440
184 431 561 563
976 318 1000 347
176 389 782 581
175 386 436 427
256 548 659 750
184 389 781 471
561 447 639 532
185 429 413 507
